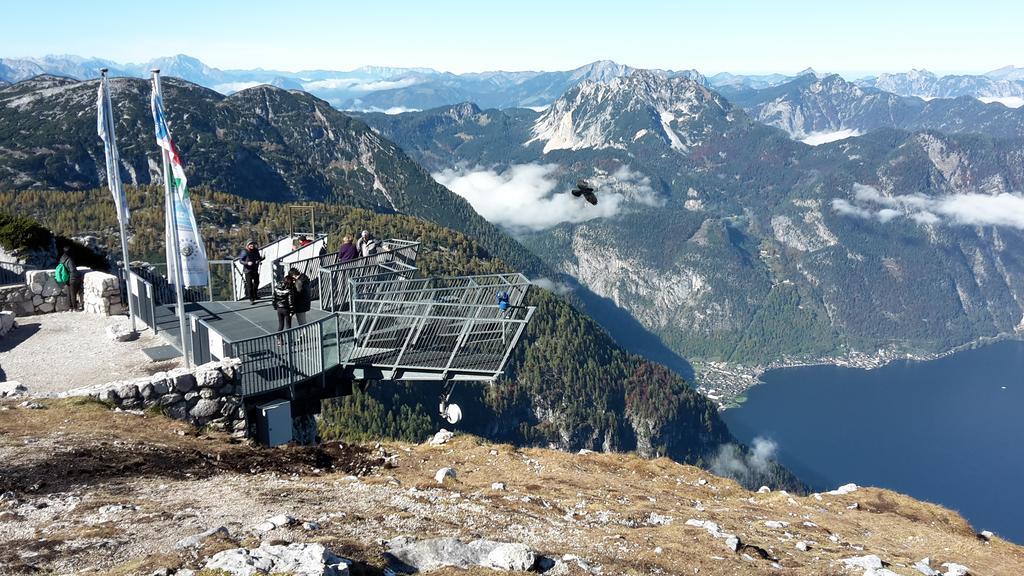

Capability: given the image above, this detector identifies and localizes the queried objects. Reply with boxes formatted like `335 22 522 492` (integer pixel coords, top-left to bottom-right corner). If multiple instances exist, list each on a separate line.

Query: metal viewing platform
128 236 535 412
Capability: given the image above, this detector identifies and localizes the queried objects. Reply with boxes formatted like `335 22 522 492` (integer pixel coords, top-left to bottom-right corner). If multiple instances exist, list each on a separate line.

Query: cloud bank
800 129 862 146
711 437 778 480
832 183 1024 229
432 163 661 231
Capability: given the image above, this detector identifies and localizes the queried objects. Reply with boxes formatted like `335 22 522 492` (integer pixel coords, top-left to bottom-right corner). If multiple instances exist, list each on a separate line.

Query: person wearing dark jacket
272 276 295 345
238 240 264 303
58 246 83 311
289 267 312 325
337 235 358 263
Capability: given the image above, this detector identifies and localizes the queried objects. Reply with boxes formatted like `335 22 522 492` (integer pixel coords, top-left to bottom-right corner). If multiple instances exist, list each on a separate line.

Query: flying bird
570 179 598 205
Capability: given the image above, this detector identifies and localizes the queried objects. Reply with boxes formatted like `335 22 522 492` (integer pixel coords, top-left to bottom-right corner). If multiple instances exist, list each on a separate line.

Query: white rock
267 513 295 528
843 555 884 570
764 520 789 529
725 536 741 552
491 482 506 491
205 542 350 575
175 526 229 549
979 530 994 540
941 563 970 576
795 541 809 552
847 502 860 510
254 521 276 532
654 547 663 555
913 561 939 576
0 381 27 397
435 467 456 483
106 324 137 342
428 428 454 446
303 521 321 531
484 543 535 571
697 478 708 486
647 513 673 526
757 486 771 493
827 483 859 495
18 401 45 409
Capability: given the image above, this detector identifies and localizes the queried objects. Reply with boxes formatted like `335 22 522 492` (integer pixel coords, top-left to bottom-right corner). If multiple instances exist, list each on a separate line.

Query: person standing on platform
272 275 296 345
290 267 311 326
355 230 379 257
57 246 83 311
238 240 264 304
338 235 358 263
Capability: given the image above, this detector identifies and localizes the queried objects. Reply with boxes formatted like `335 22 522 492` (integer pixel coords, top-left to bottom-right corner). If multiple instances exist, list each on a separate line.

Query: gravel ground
0 313 180 395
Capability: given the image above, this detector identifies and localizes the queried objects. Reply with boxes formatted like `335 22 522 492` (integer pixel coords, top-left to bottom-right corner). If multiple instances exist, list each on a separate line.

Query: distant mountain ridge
858 68 1024 99
728 73 1024 140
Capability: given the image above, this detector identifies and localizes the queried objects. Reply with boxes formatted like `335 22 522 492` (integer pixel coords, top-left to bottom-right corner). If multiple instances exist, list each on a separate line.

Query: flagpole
152 69 192 368
100 69 137 335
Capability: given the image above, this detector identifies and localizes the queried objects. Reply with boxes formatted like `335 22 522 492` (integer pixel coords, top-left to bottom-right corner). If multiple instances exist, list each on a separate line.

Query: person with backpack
289 267 312 326
56 246 83 312
272 275 296 345
238 240 264 304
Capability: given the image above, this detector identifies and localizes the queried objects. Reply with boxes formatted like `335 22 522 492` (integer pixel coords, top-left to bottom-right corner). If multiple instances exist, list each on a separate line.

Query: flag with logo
151 90 209 287
97 79 129 225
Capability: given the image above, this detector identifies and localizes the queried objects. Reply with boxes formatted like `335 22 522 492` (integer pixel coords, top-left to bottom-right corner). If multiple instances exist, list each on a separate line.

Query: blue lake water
721 340 1024 544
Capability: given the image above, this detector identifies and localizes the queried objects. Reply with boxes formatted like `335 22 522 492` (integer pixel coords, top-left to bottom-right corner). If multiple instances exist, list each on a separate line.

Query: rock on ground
435 467 456 483
843 555 884 570
428 428 454 445
205 542 350 576
0 381 26 397
385 536 536 572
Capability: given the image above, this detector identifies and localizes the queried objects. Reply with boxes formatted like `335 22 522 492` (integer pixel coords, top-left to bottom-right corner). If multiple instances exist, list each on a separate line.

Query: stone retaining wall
0 268 124 317
61 358 248 438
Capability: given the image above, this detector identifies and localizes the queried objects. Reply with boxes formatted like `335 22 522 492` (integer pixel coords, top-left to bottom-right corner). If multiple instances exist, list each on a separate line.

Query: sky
3 0 1022 76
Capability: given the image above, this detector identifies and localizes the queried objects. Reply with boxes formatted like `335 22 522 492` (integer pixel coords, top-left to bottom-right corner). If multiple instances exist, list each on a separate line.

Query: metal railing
126 270 158 332
318 240 422 312
225 314 343 397
345 299 534 379
350 273 531 309
282 238 418 302
0 261 27 285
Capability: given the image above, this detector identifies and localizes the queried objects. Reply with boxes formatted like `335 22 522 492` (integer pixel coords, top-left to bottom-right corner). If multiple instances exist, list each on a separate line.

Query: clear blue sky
4 0 1022 75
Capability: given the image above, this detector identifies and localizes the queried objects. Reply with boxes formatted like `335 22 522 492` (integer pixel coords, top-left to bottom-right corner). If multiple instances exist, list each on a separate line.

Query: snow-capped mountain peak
526 70 729 154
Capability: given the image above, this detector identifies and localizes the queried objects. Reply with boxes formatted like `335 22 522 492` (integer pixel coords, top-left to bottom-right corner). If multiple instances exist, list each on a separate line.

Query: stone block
159 393 184 406
190 398 222 419
173 373 196 393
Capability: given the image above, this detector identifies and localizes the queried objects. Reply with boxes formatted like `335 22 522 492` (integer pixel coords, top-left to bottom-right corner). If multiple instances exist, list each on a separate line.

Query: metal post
152 70 191 368
100 69 138 334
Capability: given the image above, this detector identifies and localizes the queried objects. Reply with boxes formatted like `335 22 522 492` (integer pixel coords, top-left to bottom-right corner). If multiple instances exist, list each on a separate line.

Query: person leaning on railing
355 230 380 258
272 275 296 345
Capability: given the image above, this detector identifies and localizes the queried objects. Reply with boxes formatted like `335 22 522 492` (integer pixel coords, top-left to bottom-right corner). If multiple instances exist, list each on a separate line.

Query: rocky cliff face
363 74 1024 390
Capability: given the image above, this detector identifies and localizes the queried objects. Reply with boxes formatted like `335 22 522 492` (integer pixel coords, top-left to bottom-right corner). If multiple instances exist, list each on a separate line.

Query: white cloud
213 81 264 94
800 129 862 146
832 183 1024 229
432 163 660 231
523 104 550 112
711 436 778 479
531 277 573 295
978 96 1024 108
302 77 421 92
359 106 420 115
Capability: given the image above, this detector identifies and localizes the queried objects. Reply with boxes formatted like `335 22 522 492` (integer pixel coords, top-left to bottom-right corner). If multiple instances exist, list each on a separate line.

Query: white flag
97 79 129 225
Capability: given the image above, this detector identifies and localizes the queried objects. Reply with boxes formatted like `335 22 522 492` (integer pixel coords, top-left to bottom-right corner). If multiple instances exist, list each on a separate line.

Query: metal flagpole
100 69 137 335
152 69 191 368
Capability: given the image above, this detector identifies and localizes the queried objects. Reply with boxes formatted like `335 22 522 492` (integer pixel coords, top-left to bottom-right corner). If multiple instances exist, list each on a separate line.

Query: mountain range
4 66 1024 401
726 72 1024 141
4 53 1023 114
358 71 1024 391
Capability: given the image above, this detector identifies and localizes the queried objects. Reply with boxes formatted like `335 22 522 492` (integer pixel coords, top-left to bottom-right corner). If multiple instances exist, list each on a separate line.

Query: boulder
435 467 456 483
205 542 350 576
756 486 771 494
0 381 27 398
0 311 15 336
428 428 454 445
190 399 221 419
491 482 507 491
843 555 884 570
941 563 970 576
386 536 536 573
106 324 137 342
175 525 230 549
795 541 809 552
827 483 859 496
914 561 939 576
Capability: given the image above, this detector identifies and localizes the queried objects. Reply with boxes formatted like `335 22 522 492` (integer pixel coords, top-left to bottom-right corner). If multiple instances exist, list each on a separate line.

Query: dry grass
1 400 1022 576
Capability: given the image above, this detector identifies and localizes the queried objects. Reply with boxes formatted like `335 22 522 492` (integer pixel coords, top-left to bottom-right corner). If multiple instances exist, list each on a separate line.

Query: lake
721 340 1024 544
